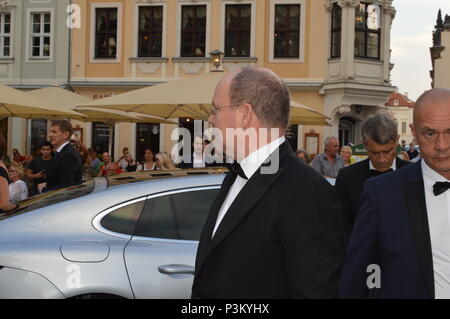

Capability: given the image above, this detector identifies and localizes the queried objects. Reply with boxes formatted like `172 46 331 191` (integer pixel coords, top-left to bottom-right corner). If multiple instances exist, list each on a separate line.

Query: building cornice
68 81 162 88
320 81 397 96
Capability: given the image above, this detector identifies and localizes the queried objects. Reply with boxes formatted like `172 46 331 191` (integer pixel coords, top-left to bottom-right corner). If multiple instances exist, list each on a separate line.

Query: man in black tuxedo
192 66 345 298
38 120 83 193
340 88 450 298
335 114 411 244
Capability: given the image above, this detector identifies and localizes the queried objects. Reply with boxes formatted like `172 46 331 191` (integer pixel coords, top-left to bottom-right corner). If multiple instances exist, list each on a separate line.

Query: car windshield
0 181 95 221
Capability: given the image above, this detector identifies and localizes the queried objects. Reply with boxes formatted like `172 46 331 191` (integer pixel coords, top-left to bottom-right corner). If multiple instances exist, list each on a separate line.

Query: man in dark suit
38 120 83 193
339 88 450 299
192 66 345 298
335 114 411 244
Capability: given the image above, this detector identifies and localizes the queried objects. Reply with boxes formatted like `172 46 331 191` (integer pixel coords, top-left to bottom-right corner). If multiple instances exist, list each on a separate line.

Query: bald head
228 66 291 129
414 88 450 124
411 88 450 179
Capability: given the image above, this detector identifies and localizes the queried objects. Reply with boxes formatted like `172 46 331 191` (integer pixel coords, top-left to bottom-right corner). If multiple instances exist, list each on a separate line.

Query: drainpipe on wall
67 0 73 92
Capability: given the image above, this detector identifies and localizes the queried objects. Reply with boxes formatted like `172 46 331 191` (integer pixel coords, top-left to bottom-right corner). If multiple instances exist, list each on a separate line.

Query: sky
390 0 450 100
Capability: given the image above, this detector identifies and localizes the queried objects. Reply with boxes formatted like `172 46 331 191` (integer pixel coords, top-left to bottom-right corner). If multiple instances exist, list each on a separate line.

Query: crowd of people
3 65 450 300
294 130 420 181
0 120 225 209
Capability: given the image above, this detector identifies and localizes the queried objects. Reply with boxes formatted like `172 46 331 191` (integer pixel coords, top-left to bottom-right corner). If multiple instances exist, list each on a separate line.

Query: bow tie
227 162 248 180
369 168 393 178
433 182 450 196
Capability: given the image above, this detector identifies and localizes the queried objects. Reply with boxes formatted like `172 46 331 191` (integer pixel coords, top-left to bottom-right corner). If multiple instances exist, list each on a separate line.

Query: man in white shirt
340 88 450 299
335 114 411 244
192 66 345 298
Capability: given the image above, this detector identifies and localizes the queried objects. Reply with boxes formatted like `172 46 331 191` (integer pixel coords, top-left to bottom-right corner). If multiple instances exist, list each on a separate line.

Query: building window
95 8 118 59
180 5 206 57
354 2 381 59
30 12 51 58
274 4 300 58
402 122 406 134
225 4 251 57
330 3 341 58
92 122 115 155
0 13 11 58
138 6 163 57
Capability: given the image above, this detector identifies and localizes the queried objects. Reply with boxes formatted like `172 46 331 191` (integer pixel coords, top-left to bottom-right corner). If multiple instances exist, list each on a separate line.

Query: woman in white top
8 163 28 203
138 148 156 171
115 147 129 170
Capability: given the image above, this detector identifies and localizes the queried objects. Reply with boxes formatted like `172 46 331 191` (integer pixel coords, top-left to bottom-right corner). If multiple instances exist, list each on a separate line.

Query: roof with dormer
385 92 416 108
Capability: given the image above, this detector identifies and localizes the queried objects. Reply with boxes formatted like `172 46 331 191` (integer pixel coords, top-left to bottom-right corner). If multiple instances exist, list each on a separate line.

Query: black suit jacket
192 141 345 298
339 161 434 298
335 157 411 243
43 143 83 192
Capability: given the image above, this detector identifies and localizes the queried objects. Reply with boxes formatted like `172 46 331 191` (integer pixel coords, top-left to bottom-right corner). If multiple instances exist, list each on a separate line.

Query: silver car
0 169 225 299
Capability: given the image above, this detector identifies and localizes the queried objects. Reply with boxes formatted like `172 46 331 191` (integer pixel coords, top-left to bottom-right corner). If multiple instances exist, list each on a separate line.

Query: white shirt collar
239 136 286 180
56 141 70 153
422 159 449 188
369 158 397 171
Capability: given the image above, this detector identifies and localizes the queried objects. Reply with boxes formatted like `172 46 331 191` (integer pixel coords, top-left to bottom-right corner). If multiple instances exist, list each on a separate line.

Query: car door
124 186 220 299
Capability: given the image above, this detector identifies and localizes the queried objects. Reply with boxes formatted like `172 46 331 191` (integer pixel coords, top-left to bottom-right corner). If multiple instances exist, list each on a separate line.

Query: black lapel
196 141 291 273
403 161 435 298
357 159 371 190
396 157 410 169
195 170 236 274
361 158 371 179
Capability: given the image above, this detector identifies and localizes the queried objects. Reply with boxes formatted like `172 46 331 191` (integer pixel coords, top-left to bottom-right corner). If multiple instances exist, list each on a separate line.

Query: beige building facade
4 0 397 161
68 0 397 161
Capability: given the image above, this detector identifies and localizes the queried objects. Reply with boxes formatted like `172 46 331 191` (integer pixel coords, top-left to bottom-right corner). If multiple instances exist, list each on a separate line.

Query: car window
171 189 220 240
100 200 145 235
0 182 95 221
134 188 219 241
134 195 178 239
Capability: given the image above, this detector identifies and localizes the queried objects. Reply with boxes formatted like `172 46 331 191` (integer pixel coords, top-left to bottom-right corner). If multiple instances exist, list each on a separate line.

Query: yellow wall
73 0 327 81
71 0 329 155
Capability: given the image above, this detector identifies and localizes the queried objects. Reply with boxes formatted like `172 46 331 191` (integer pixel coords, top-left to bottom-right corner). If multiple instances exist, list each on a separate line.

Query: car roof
105 167 228 188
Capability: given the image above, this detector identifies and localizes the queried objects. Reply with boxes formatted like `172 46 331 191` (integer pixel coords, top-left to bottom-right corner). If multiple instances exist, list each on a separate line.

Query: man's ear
239 102 254 128
410 124 416 140
64 131 71 140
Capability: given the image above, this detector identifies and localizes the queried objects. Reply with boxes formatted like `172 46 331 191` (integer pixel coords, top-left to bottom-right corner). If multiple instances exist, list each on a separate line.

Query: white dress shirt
369 159 397 171
56 141 70 153
422 160 450 299
193 152 206 168
212 136 286 238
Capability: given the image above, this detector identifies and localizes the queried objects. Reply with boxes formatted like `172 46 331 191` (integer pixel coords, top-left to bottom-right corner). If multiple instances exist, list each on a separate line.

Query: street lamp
209 50 224 72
